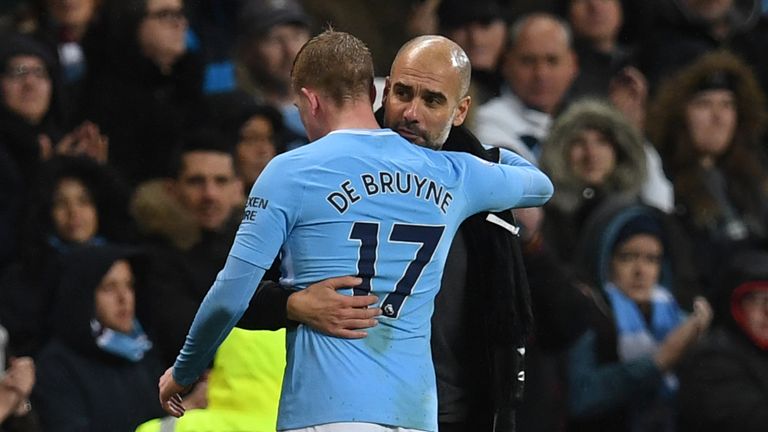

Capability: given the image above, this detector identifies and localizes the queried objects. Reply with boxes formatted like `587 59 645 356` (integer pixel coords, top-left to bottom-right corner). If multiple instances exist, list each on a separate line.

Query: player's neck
327 101 380 132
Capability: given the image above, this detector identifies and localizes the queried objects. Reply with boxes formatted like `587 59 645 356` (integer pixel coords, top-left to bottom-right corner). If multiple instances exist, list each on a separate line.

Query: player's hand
158 367 189 417
287 276 381 339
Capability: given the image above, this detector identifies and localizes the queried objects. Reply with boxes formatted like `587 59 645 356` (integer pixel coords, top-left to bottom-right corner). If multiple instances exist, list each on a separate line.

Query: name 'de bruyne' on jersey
326 170 454 215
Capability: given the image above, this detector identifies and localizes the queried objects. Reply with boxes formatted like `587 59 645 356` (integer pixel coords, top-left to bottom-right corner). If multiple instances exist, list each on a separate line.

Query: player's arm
458 151 553 213
160 156 295 416
237 277 381 338
159 255 269 417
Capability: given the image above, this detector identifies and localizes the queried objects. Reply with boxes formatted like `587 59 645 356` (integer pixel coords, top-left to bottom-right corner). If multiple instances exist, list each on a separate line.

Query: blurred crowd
0 0 767 431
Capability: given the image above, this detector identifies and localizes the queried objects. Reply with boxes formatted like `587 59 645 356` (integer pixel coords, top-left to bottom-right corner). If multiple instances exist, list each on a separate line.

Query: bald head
393 35 472 99
383 35 472 150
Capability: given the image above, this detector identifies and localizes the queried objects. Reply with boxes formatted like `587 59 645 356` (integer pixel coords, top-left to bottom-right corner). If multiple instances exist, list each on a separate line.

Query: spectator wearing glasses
80 0 205 185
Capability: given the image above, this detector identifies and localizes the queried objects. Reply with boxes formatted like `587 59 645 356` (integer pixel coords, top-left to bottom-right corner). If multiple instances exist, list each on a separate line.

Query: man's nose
403 100 421 122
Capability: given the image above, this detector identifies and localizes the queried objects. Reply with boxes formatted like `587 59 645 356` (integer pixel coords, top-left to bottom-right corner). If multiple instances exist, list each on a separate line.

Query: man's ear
452 95 472 127
300 87 320 116
369 80 377 106
381 76 391 105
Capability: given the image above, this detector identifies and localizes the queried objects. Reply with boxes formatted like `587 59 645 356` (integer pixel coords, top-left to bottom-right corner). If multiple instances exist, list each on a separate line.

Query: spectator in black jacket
678 248 768 431
32 245 164 432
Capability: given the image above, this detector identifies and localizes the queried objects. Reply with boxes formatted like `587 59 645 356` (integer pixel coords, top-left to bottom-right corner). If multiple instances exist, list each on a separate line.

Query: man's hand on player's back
287 276 381 339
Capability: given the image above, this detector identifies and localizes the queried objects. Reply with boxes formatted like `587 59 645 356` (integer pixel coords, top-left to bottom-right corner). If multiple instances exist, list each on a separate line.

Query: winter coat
32 245 164 432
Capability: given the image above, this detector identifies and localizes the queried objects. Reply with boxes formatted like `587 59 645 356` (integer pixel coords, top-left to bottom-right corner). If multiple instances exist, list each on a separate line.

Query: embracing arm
237 276 380 339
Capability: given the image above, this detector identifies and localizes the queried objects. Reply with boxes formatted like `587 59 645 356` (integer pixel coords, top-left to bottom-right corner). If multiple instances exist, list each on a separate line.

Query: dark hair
169 127 237 178
611 213 666 253
204 90 288 154
33 155 132 243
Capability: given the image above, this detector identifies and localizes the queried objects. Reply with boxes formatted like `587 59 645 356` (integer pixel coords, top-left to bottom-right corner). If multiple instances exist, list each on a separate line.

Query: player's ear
300 87 320 116
369 81 376 107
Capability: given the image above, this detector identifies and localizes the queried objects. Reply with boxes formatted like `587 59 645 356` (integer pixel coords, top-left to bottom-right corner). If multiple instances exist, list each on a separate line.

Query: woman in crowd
0 155 130 356
539 99 648 263
567 202 711 431
32 245 164 432
647 50 768 292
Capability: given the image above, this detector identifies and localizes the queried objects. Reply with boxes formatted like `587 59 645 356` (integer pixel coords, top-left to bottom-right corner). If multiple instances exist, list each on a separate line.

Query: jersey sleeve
229 155 303 267
172 255 266 386
172 156 303 385
455 152 553 216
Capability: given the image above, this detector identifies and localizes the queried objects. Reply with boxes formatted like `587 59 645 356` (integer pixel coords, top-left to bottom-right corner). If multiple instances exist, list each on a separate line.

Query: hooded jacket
0 34 63 269
31 245 164 432
539 99 647 263
565 201 697 432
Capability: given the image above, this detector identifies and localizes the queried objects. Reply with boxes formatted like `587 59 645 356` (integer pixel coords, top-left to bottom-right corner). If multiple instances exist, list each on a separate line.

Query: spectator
32 245 165 432
131 131 244 365
0 155 130 357
539 99 647 262
437 0 509 105
205 91 299 191
234 0 312 142
18 0 103 115
647 51 768 291
637 0 763 92
556 0 634 99
0 323 39 432
474 13 578 161
678 248 768 432
568 203 712 431
81 0 205 184
0 33 67 268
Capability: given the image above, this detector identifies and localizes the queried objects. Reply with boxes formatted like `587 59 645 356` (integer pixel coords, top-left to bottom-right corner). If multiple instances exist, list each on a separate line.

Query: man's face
245 24 310 91
502 18 578 114
137 0 187 67
173 151 240 231
382 49 470 150
568 0 623 47
445 19 507 72
1 55 52 124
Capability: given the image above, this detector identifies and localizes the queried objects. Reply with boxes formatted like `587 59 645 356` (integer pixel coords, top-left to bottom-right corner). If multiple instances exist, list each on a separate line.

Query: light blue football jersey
173 129 552 431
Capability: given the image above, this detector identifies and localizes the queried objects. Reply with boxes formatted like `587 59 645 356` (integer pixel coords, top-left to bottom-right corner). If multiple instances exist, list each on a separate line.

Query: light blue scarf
604 283 684 394
91 318 153 362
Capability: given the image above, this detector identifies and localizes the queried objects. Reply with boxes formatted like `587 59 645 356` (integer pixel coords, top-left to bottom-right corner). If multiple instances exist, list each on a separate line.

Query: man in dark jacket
135 131 244 365
238 35 533 432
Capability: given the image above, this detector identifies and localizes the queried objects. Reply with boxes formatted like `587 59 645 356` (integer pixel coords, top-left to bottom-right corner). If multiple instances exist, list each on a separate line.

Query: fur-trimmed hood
130 180 201 251
540 99 647 213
